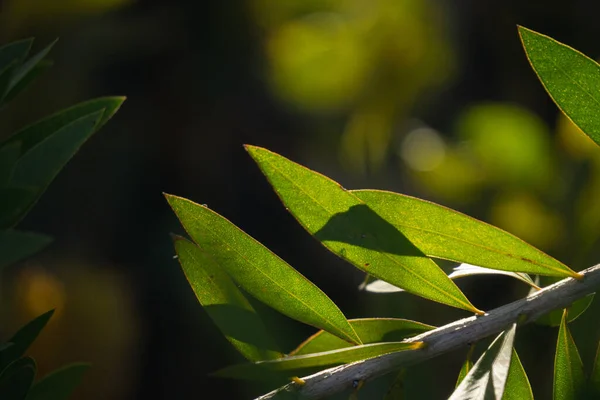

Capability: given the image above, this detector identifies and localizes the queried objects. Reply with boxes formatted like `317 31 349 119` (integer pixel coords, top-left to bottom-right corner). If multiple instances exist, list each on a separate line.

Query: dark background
1 0 600 398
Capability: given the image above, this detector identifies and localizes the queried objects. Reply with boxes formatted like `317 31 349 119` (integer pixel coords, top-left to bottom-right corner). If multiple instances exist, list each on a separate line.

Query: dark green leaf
0 310 54 371
0 187 36 229
0 62 18 105
554 309 585 400
591 339 600 393
213 341 422 380
245 145 482 315
0 141 21 185
166 194 361 345
7 39 56 95
519 26 600 147
0 39 32 72
174 236 282 361
25 363 89 400
503 349 534 400
384 370 406 400
4 59 53 103
0 230 52 269
353 190 580 279
448 323 516 400
290 318 433 356
0 357 36 400
0 97 125 155
536 293 594 327
455 345 475 388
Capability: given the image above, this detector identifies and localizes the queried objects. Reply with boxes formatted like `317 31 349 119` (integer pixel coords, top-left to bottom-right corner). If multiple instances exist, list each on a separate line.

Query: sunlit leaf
519 26 600 148
213 341 422 380
166 194 361 345
174 236 282 361
0 310 54 371
245 145 482 315
364 264 539 293
536 293 594 327
353 190 580 279
0 230 52 269
0 357 36 400
290 318 434 356
554 309 585 400
25 363 89 400
448 323 516 400
503 349 534 400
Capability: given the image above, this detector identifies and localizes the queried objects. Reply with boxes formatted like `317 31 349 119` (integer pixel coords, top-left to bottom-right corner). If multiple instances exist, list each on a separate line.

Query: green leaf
174 236 282 361
0 310 54 372
0 187 36 229
503 350 534 400
0 357 36 400
166 194 361 345
536 293 594 327
0 62 18 105
591 339 600 393
6 112 103 226
0 141 21 185
554 309 585 400
0 97 125 156
0 230 52 269
384 370 406 400
448 323 516 400
364 264 540 293
290 318 434 356
25 363 89 400
7 40 56 96
4 59 53 103
353 190 580 279
245 145 482 315
213 341 423 380
519 26 600 147
455 345 475 388
0 39 32 71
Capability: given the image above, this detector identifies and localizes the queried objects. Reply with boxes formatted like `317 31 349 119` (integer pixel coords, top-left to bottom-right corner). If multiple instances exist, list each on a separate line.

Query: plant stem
257 263 600 400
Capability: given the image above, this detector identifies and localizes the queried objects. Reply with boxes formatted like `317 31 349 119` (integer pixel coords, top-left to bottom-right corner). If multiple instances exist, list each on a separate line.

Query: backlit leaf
353 190 580 279
245 145 482 315
0 310 54 371
503 350 534 400
519 26 600 147
290 318 434 356
166 194 361 345
536 293 594 327
448 323 516 400
25 363 89 400
554 309 584 400
0 230 52 269
174 236 282 361
213 341 422 380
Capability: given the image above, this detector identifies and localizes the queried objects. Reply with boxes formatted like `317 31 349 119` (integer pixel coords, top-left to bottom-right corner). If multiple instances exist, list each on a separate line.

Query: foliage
0 38 123 399
167 26 600 399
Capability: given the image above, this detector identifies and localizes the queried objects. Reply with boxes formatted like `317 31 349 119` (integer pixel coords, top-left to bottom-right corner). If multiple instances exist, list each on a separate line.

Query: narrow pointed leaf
25 363 89 400
174 236 282 361
384 370 406 400
0 230 52 269
456 345 475 388
353 190 580 279
519 26 600 147
0 62 18 104
290 318 434 356
0 39 32 71
0 141 21 185
0 97 125 154
4 59 53 103
0 187 36 229
166 194 361 345
245 145 482 314
503 349 534 400
214 341 422 380
0 357 36 400
536 293 594 327
0 310 54 371
7 39 56 95
554 309 585 400
591 340 600 393
365 264 539 294
448 323 516 400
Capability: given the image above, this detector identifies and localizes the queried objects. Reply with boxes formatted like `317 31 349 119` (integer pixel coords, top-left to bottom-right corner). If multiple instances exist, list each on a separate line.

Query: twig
257 263 600 399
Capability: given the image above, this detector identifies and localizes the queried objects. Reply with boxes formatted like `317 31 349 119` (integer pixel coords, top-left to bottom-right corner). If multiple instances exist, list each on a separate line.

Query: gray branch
257 263 600 400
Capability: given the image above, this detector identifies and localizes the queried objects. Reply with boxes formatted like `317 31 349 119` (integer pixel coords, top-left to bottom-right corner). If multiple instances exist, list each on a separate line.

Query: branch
257 263 600 400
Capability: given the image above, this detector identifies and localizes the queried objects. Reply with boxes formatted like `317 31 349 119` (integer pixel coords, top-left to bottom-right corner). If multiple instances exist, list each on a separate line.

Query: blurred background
1 0 600 398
